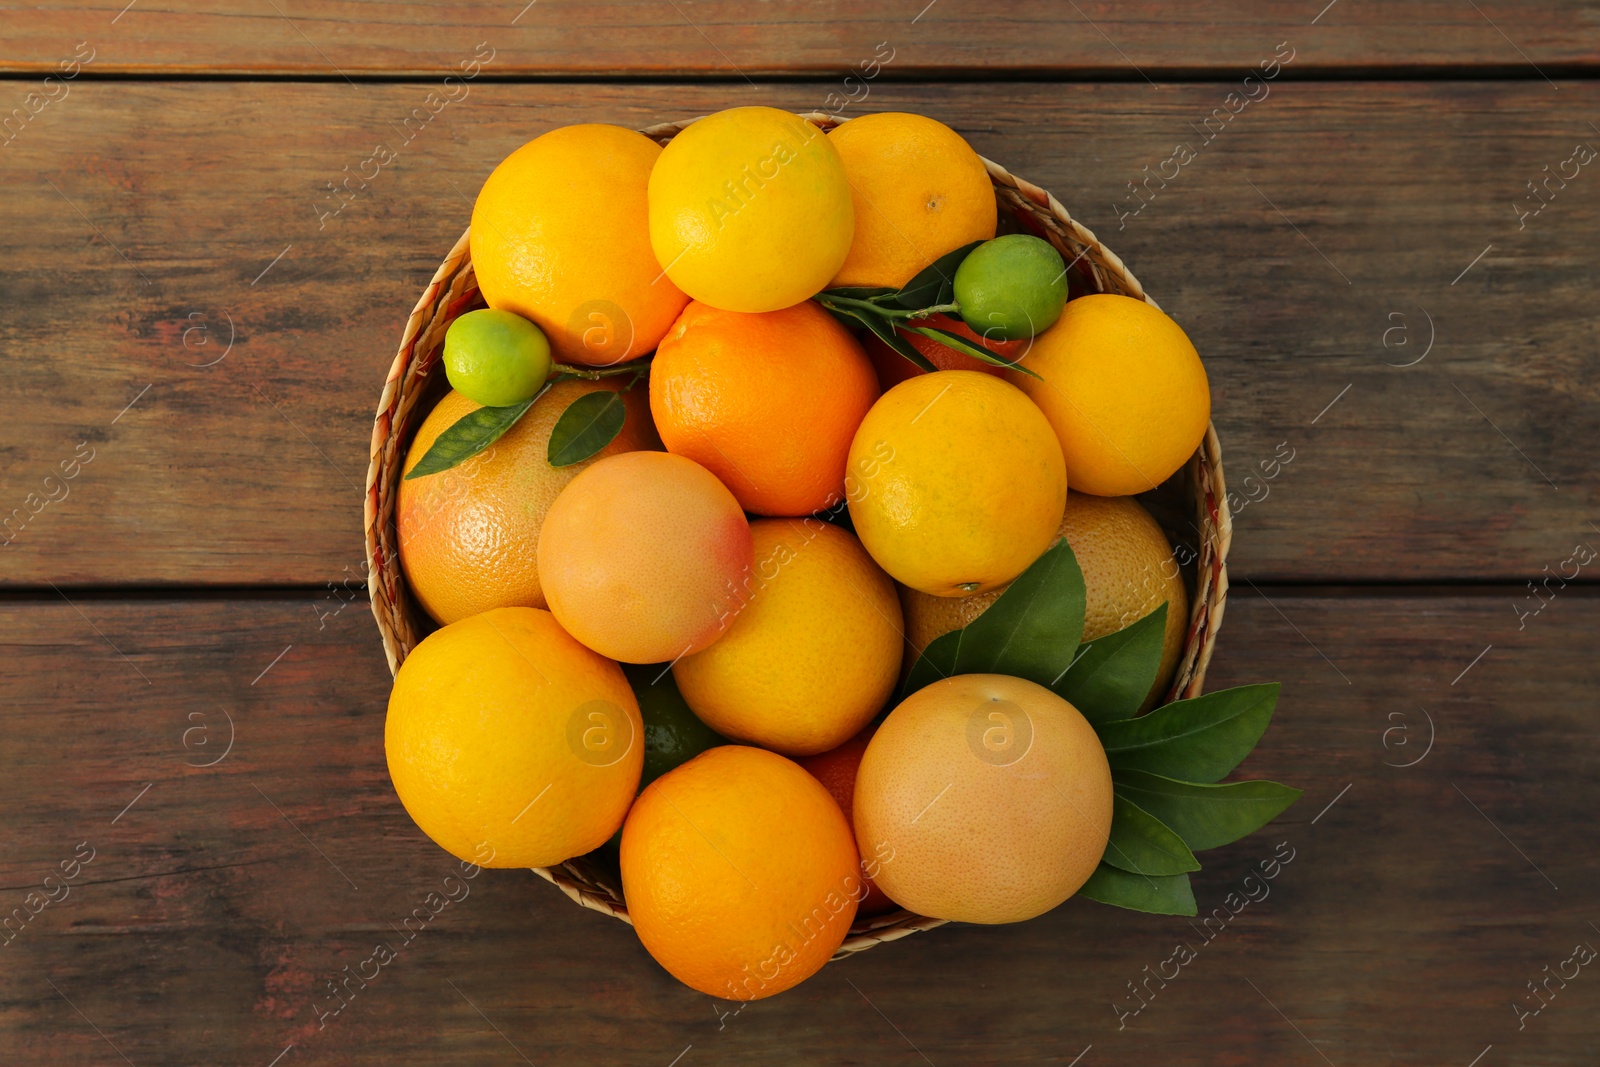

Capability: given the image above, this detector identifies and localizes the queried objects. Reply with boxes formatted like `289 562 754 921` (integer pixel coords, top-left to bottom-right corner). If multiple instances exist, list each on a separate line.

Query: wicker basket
365 112 1232 958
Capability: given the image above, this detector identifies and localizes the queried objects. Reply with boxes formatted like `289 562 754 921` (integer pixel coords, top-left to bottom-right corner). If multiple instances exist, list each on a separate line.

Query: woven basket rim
365 111 1232 960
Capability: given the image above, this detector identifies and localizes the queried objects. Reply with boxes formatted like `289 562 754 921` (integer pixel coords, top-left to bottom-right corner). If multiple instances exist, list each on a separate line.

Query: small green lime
622 662 726 788
953 234 1069 341
587 665 726 874
443 309 552 407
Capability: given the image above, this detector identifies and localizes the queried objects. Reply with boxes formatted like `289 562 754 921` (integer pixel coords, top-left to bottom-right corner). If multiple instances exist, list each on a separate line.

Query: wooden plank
1 80 1596 585
1 2 1596 76
1 593 1594 1064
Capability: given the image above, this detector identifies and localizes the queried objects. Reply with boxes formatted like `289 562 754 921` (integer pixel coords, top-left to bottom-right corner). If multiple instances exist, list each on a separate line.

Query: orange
397 380 658 626
648 107 853 313
673 518 902 756
385 607 643 868
900 492 1190 707
621 745 860 999
537 451 753 664
471 124 688 365
797 729 899 917
861 312 1021 391
828 112 997 289
847 370 1066 597
1008 294 1210 496
650 299 879 517
853 674 1112 924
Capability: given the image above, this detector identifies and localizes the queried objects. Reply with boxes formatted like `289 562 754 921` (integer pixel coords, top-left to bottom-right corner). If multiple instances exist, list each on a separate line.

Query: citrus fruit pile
384 108 1297 1001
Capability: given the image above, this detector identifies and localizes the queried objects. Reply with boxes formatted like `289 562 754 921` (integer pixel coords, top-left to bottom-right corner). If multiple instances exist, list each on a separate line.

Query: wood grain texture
0 592 1594 1065
2 1 1597 76
0 80 1596 586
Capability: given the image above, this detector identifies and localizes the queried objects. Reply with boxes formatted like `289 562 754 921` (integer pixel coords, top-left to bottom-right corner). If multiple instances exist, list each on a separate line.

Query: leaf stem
549 356 653 381
817 294 960 320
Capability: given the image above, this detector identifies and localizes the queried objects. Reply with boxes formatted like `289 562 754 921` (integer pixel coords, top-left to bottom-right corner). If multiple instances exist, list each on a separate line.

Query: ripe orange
471 124 688 365
900 492 1190 707
847 370 1066 597
797 729 898 917
861 312 1022 391
385 607 643 867
537 451 753 663
1009 294 1210 496
828 112 997 289
650 299 879 517
621 745 861 1000
853 674 1112 924
397 381 658 625
672 518 903 756
648 107 854 313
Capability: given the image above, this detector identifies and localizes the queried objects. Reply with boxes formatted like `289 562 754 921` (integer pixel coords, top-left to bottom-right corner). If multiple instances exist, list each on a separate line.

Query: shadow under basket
365 112 1233 959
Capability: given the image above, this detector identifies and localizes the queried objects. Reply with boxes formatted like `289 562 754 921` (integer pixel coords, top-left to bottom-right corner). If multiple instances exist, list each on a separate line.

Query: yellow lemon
673 518 903 756
1009 294 1210 496
846 370 1066 597
648 107 853 313
384 607 643 868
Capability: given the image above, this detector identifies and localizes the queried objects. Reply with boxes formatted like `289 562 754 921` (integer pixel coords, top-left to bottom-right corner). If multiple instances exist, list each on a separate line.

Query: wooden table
3 4 1596 1064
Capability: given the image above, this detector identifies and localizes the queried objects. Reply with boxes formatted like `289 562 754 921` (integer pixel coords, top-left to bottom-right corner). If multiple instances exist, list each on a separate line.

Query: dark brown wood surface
3 80 1597 586
2 594 1594 1066
3 8 1596 1065
3 1 1598 77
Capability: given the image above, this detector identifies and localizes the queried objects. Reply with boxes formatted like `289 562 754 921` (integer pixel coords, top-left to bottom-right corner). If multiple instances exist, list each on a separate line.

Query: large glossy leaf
900 540 1087 698
1053 604 1168 723
403 395 537 479
1096 683 1281 783
547 390 626 467
1102 793 1200 876
1113 769 1302 851
888 240 984 309
1076 863 1197 916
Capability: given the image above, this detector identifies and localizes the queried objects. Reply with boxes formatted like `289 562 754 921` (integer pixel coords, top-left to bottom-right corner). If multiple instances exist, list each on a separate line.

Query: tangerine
650 299 879 517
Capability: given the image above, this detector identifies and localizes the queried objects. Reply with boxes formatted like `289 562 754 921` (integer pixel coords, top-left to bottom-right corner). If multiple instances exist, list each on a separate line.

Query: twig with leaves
902 539 1299 916
813 240 1038 379
405 357 651 479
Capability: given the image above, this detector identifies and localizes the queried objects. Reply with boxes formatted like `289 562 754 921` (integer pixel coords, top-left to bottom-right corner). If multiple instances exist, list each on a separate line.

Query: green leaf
1096 683 1282 783
819 285 898 302
903 324 1040 380
829 302 937 373
1053 604 1168 724
1113 768 1302 851
1076 863 1197 916
900 539 1087 699
1103 794 1200 875
403 395 537 479
889 240 984 310
547 390 626 467
951 539 1085 677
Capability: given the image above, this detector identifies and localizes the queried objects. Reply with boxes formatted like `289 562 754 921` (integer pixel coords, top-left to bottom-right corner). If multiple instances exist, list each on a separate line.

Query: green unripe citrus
443 309 553 407
954 235 1069 341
